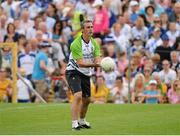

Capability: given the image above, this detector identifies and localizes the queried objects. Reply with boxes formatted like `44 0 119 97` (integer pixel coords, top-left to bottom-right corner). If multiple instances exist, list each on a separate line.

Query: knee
74 92 82 102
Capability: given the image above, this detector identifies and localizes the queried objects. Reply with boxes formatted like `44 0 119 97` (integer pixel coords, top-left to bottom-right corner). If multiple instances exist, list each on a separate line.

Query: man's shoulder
70 36 82 49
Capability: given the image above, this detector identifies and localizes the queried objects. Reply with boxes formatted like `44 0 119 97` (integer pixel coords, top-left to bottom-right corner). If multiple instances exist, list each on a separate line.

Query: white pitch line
0 104 67 112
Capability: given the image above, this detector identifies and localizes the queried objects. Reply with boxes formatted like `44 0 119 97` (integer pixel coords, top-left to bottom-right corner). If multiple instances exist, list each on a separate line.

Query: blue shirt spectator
32 51 48 80
143 90 160 103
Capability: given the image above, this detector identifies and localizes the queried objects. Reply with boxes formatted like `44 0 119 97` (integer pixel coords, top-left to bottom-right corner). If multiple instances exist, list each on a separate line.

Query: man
158 60 177 88
32 41 52 102
18 41 35 81
170 51 180 72
155 34 172 62
66 20 101 130
145 27 162 56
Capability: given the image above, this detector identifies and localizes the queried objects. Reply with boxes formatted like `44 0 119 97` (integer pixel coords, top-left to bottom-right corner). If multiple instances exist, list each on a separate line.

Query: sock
79 118 85 124
72 120 79 128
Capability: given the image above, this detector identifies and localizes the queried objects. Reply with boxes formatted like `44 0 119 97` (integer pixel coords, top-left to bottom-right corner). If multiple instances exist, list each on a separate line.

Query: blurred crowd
0 0 180 104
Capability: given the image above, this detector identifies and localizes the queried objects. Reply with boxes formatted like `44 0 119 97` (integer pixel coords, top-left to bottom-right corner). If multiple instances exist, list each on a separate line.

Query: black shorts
66 70 91 98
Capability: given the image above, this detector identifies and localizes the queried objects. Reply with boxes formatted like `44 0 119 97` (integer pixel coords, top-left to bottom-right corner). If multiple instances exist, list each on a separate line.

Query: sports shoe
78 121 91 129
72 125 81 131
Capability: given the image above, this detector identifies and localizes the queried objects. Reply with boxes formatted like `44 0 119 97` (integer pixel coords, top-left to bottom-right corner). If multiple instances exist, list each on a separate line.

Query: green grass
0 104 180 135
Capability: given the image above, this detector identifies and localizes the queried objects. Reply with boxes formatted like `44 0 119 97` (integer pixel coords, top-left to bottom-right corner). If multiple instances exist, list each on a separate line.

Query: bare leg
80 97 90 119
71 91 82 120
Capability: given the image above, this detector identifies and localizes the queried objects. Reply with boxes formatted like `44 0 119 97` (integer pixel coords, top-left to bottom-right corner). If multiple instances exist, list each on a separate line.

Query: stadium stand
0 0 179 103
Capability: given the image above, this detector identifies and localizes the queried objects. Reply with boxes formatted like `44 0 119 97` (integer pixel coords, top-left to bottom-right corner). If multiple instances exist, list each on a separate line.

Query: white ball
100 57 115 72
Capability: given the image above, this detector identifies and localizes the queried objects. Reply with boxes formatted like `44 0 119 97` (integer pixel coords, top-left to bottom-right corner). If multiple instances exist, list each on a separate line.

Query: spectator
129 0 139 24
145 27 162 57
1 0 16 18
38 21 53 41
93 0 109 40
168 2 180 22
151 53 162 72
91 75 109 104
19 10 34 35
142 79 161 104
116 52 128 75
168 79 180 104
110 23 129 53
18 41 35 81
17 68 33 103
110 76 128 104
26 15 43 40
166 22 180 47
1 46 12 68
152 72 168 103
75 0 88 15
4 23 19 42
131 51 143 75
19 0 42 19
0 68 12 103
148 16 166 37
143 66 152 87
155 34 172 61
52 20 63 42
62 5 84 38
29 38 39 54
17 34 27 53
160 12 169 32
131 16 149 43
116 14 131 40
46 3 58 20
131 73 145 104
170 51 180 72
102 69 119 90
172 36 180 52
38 10 56 32
131 36 144 54
159 60 177 88
32 41 52 102
145 5 155 26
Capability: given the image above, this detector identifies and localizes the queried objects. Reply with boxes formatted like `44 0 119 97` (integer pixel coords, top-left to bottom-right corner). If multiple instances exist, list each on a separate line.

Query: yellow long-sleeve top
0 79 11 98
91 83 109 99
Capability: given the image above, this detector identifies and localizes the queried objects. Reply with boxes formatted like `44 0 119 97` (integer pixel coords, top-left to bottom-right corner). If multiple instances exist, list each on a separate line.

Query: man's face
162 61 170 70
83 22 93 37
171 53 178 62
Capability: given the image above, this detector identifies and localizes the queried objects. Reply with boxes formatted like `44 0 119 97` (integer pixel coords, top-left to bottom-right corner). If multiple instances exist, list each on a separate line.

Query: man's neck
164 69 169 73
82 35 90 44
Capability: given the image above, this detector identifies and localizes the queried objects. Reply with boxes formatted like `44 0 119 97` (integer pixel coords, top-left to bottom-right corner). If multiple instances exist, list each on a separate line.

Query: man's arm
40 60 52 75
76 57 101 68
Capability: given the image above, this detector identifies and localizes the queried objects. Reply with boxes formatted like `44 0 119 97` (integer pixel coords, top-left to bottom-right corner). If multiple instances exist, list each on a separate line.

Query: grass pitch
0 104 180 135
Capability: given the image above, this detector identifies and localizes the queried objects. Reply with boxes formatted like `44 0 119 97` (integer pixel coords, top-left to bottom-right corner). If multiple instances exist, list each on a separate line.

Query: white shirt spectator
75 0 88 14
26 27 37 40
145 37 163 56
19 20 34 35
18 52 36 76
111 86 128 104
111 33 129 53
120 24 132 40
166 31 180 47
42 32 53 41
45 17 56 32
158 69 177 85
19 1 42 19
102 70 120 89
109 0 122 16
1 0 16 18
131 26 149 42
17 78 32 101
